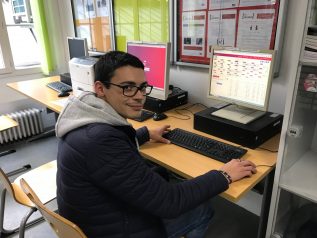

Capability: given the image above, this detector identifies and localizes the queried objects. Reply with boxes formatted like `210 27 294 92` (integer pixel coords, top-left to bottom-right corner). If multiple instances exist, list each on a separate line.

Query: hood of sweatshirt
55 92 130 138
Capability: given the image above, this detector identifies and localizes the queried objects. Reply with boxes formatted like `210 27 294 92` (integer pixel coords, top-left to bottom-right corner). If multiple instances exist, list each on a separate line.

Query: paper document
207 9 237 57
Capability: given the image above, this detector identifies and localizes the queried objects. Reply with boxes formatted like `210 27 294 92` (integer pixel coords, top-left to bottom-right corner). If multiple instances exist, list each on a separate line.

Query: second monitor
126 41 171 101
127 41 172 120
208 47 275 124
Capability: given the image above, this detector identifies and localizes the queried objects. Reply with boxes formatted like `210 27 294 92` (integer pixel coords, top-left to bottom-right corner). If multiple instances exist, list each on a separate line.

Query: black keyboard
46 81 72 93
163 128 247 163
132 110 154 122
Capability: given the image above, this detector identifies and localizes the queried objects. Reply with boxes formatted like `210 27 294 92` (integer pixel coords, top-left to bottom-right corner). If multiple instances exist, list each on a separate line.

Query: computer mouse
153 113 167 121
58 91 70 97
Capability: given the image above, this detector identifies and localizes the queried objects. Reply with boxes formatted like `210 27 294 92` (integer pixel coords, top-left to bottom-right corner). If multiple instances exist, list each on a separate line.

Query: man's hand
220 159 257 183
148 125 171 144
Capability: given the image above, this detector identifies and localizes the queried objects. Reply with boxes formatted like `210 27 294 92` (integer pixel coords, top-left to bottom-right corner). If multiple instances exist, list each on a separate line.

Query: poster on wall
85 0 96 18
96 0 109 17
236 8 277 50
207 9 237 57
239 0 277 7
177 0 282 66
182 0 207 11
209 0 239 10
181 11 206 57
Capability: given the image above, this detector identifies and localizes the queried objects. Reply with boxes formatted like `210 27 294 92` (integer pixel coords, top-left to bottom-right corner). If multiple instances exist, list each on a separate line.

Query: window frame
0 3 13 74
0 0 41 77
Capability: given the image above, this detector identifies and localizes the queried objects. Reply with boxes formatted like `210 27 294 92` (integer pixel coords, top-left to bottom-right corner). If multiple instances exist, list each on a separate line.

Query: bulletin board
175 0 287 70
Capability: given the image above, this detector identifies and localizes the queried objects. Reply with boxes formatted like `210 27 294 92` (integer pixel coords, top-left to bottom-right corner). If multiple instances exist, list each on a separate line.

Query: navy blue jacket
57 123 228 238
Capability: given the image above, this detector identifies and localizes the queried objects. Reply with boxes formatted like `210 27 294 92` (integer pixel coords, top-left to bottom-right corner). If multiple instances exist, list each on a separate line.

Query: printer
69 57 98 96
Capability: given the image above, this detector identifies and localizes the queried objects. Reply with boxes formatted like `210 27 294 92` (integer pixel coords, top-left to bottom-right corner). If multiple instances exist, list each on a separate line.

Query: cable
169 103 208 120
174 103 208 115
168 115 191 120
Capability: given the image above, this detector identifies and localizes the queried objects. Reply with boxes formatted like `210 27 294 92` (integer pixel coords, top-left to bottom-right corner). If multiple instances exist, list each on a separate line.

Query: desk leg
0 150 31 177
46 108 59 122
0 149 16 157
5 164 31 177
257 168 275 238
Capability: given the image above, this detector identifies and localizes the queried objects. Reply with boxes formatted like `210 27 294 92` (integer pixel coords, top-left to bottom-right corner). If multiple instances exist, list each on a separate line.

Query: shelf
300 59 317 66
279 150 317 202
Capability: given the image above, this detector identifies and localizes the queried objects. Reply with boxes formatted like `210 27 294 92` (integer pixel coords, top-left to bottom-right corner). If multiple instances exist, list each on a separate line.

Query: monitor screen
208 47 275 124
67 37 88 60
208 47 275 111
127 41 171 100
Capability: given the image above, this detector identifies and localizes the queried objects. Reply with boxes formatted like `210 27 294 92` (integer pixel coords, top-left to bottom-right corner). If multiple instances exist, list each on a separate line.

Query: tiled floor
0 135 259 238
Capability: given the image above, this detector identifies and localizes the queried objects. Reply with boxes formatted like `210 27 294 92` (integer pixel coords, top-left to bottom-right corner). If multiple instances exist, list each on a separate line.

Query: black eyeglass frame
103 82 153 97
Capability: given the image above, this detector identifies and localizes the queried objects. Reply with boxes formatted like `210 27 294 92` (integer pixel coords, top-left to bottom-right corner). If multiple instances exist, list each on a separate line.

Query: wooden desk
7 76 68 113
7 76 279 238
7 76 278 201
0 115 18 131
13 160 57 204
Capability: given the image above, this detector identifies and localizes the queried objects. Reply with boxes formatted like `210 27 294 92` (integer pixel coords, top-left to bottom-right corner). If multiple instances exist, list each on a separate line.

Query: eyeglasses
104 82 153 97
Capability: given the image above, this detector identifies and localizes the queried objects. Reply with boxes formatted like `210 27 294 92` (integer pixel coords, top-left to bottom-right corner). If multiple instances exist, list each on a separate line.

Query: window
72 0 114 53
0 0 41 75
12 0 26 15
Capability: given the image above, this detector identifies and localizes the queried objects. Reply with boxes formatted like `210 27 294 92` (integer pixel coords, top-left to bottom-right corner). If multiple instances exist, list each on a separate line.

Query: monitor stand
211 104 266 124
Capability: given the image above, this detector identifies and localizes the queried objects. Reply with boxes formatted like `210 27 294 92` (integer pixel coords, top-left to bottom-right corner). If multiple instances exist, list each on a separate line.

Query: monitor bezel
207 46 276 111
126 41 171 101
67 37 89 60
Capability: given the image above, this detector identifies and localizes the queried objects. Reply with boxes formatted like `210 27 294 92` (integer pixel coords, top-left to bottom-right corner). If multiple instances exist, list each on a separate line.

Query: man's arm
88 133 229 219
136 125 171 145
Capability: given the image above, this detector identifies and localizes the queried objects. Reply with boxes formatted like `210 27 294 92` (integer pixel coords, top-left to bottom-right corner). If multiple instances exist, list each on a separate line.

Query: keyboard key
163 128 247 163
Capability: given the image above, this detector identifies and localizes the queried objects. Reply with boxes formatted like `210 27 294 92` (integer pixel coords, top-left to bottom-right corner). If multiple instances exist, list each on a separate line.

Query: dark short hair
94 51 144 87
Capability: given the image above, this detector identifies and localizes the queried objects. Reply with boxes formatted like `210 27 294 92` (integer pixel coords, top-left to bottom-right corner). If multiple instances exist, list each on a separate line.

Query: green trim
30 0 53 75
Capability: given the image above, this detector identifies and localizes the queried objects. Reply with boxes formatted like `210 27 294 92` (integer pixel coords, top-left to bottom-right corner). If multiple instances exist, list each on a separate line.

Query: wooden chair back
0 167 33 207
20 178 87 238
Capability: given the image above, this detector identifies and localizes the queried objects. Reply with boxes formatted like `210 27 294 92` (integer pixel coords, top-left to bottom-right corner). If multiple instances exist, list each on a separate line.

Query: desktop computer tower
144 88 188 113
194 107 283 149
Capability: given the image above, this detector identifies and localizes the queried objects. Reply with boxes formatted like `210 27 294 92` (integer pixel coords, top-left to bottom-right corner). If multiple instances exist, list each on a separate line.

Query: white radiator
0 108 44 145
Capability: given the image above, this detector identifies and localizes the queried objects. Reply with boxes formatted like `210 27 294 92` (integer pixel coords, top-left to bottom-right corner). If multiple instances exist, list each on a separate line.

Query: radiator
0 108 44 145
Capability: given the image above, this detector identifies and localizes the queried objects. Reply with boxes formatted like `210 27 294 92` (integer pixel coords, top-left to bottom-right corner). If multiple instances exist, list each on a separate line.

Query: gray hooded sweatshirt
55 92 131 138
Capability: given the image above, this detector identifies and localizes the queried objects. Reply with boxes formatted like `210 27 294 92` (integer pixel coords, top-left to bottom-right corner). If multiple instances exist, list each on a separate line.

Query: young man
55 51 256 238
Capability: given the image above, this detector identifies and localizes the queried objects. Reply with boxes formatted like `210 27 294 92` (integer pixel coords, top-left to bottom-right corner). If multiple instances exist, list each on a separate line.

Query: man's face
97 65 147 119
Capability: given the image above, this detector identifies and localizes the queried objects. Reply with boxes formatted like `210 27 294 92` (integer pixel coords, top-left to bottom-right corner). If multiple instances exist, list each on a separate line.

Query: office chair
20 178 87 238
0 160 57 238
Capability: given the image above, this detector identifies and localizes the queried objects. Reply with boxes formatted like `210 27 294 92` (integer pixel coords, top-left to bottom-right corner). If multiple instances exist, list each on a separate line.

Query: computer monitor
67 37 88 60
126 41 171 101
208 47 275 124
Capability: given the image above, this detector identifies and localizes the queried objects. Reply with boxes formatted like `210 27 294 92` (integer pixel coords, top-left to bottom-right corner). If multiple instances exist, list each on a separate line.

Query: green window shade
114 0 169 51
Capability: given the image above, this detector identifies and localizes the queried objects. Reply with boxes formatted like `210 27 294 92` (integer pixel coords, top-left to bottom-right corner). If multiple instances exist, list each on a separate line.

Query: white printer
69 57 98 96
